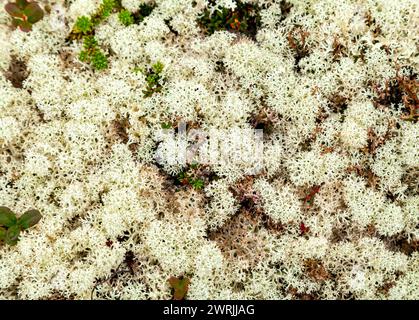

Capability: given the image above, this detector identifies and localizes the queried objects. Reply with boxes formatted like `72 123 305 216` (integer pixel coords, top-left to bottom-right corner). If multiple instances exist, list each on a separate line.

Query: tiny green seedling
0 206 42 246
118 9 134 26
143 61 164 98
74 16 93 34
190 178 204 190
5 0 44 32
79 35 109 70
161 122 172 129
70 0 117 38
91 51 108 70
175 165 205 190
168 276 190 300
133 66 142 73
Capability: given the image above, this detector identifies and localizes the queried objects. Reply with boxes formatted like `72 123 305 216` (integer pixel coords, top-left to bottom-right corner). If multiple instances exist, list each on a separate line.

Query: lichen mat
0 0 417 300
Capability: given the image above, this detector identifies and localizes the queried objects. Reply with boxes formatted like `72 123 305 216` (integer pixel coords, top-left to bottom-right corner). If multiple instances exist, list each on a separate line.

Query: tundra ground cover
0 0 418 300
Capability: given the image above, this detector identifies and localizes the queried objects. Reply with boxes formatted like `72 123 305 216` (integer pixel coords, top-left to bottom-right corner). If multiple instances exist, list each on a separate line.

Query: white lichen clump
0 0 417 300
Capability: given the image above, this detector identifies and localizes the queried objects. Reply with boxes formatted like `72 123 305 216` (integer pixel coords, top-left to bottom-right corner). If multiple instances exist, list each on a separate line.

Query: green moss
91 51 109 70
175 165 205 190
143 61 164 98
115 3 155 26
118 9 134 26
190 178 204 190
74 16 93 34
168 276 190 300
70 0 118 38
92 0 119 24
70 1 156 70
79 36 109 71
101 0 117 18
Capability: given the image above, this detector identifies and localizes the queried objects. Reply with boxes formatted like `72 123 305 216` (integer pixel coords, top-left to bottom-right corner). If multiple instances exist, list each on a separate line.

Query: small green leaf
152 61 164 74
0 227 6 241
133 66 143 73
18 209 42 229
0 206 17 227
91 51 108 70
190 162 199 169
191 178 204 190
74 16 92 34
16 19 32 32
83 35 98 49
24 2 44 24
11 18 20 27
5 225 20 246
5 3 24 18
16 0 29 9
168 276 190 300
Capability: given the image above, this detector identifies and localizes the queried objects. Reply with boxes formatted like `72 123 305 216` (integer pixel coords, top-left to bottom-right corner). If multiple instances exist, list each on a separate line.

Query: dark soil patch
3 55 29 88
